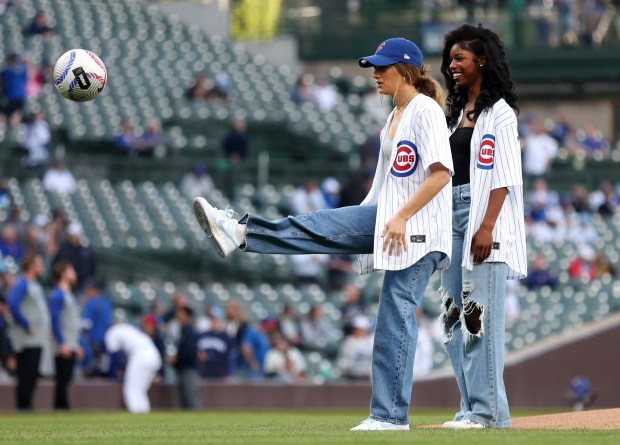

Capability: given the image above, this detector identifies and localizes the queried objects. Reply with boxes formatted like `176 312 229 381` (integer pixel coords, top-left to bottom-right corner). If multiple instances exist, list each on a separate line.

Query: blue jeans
241 206 444 425
370 251 444 425
439 184 511 428
240 206 376 254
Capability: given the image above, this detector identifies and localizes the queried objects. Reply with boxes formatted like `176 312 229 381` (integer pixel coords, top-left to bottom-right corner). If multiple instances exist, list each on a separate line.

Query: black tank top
450 128 473 186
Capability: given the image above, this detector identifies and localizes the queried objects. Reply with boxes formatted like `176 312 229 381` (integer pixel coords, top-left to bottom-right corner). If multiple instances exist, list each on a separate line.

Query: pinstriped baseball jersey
452 99 527 280
359 94 454 274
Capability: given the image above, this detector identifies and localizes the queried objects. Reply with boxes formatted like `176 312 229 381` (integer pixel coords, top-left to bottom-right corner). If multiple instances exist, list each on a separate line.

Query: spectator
225 300 269 379
326 253 353 291
571 184 591 214
290 77 313 105
337 315 373 380
568 245 597 281
339 283 367 336
223 118 249 164
44 209 68 259
135 119 165 156
7 253 48 411
162 291 189 342
579 122 609 156
180 162 215 201
0 178 11 210
264 332 306 382
551 113 575 147
115 120 137 154
565 376 597 411
321 177 341 209
522 119 558 187
292 178 329 215
185 72 227 102
42 160 77 195
0 294 15 379
39 58 54 84
312 76 338 111
338 172 373 207
24 10 54 37
53 223 96 290
25 56 45 99
1 206 29 243
0 262 17 378
213 72 231 101
278 305 302 348
197 306 234 379
104 323 162 413
290 254 328 285
81 278 112 377
141 314 166 378
526 254 558 290
22 223 46 259
0 224 24 263
566 213 598 245
19 109 51 169
49 261 82 410
167 306 200 409
300 305 340 356
589 180 618 217
592 251 616 278
0 53 27 126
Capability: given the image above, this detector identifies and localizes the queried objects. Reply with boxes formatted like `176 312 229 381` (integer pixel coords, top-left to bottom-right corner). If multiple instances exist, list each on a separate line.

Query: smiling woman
437 24 527 431
192 37 454 432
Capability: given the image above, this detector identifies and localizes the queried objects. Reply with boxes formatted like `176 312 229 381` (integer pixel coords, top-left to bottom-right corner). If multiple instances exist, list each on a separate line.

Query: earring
480 64 485 67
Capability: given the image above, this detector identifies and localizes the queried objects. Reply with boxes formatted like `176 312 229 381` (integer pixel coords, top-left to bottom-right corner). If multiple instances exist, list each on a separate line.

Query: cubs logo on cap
477 134 495 170
359 38 423 69
391 140 418 177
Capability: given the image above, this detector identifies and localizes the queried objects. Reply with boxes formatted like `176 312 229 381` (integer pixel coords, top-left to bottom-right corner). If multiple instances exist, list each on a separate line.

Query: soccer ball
53 49 107 102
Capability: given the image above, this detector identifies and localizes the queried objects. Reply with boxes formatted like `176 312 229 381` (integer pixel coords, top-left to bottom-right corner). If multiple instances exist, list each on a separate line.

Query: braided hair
440 24 519 128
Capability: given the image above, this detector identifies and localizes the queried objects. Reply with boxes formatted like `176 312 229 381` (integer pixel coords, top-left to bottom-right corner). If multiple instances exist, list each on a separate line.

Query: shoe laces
216 205 237 221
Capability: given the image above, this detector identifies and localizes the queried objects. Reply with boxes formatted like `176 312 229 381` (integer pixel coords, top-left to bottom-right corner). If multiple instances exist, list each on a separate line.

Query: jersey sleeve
7 278 30 330
49 288 65 344
491 110 523 190
414 103 454 175
104 328 120 353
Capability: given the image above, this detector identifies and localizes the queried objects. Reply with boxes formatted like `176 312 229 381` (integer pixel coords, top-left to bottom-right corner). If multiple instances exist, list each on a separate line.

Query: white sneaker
442 420 462 429
442 419 486 430
193 197 239 258
350 418 410 431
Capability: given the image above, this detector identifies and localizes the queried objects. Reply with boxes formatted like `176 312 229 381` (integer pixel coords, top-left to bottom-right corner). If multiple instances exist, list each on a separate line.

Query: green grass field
0 409 618 445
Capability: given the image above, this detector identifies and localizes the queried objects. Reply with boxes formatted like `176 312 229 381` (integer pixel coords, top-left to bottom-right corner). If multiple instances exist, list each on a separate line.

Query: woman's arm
471 187 508 264
382 162 451 256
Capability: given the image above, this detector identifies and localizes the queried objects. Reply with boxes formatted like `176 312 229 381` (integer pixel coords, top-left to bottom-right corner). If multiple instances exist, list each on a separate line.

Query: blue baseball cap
359 38 423 69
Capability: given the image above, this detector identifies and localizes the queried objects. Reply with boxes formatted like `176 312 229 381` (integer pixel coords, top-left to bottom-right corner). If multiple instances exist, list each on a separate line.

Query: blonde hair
392 63 446 109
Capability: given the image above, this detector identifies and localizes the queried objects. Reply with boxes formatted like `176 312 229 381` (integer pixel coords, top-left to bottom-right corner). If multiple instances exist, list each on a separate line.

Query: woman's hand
471 224 493 264
382 214 408 257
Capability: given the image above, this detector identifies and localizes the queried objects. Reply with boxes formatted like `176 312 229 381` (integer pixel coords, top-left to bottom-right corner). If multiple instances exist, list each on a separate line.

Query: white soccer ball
53 49 107 102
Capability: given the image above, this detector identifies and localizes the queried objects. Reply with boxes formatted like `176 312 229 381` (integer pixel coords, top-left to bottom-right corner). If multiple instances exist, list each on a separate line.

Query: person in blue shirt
225 300 270 379
80 278 112 377
0 53 27 124
167 306 200 409
197 306 234 379
49 261 82 410
7 253 47 410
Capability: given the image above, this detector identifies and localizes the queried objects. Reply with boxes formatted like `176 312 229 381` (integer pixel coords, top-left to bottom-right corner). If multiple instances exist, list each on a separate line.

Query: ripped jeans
439 184 511 428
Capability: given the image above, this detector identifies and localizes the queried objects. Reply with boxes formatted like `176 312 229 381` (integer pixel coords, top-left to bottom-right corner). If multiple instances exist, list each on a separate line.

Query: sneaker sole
193 197 227 259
